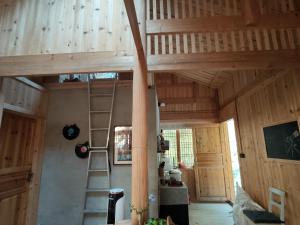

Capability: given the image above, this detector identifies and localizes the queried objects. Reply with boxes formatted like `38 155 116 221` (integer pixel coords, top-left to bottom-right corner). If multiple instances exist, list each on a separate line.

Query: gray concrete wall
37 85 159 225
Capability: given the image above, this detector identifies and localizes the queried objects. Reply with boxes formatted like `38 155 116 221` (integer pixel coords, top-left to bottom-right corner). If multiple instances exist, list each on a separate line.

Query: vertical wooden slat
174 0 180 54
199 33 204 53
189 0 193 17
191 33 196 53
270 29 279 50
210 0 215 16
147 35 151 55
280 0 288 13
146 0 150 20
215 32 221 52
247 30 254 51
203 0 208 16
225 0 231 15
206 33 212 52
262 29 271 50
167 0 173 54
279 29 288 49
255 29 263 50
286 28 296 49
160 0 166 54
233 0 238 15
196 0 200 17
239 30 245 51
153 0 157 20
223 32 229 52
231 31 237 52
154 35 159 55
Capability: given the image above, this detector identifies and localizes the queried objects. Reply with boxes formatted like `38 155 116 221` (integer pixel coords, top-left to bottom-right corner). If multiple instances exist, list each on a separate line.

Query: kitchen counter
159 183 189 225
159 183 189 205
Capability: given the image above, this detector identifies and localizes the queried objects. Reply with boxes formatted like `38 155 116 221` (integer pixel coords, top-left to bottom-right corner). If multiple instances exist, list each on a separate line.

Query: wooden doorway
0 111 45 225
193 125 235 202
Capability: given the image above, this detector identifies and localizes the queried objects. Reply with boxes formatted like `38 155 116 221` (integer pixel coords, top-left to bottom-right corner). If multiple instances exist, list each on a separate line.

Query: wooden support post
244 0 259 26
0 78 4 127
124 0 148 224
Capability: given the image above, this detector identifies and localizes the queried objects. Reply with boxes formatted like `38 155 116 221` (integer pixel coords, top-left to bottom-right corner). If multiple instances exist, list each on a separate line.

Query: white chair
268 187 285 225
244 187 285 225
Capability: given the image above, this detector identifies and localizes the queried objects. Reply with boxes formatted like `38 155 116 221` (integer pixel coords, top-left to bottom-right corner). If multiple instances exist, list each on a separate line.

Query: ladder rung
90 110 111 113
90 128 109 131
90 93 113 97
86 188 109 193
89 150 107 153
89 146 107 150
88 169 108 172
83 209 107 214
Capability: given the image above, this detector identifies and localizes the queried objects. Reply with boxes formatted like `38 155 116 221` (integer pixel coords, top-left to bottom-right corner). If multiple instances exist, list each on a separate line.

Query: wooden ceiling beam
146 14 300 34
158 97 216 104
0 52 134 76
148 50 300 71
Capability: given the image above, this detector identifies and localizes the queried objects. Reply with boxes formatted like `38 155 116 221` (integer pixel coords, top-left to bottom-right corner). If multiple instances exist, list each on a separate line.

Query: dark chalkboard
263 121 300 160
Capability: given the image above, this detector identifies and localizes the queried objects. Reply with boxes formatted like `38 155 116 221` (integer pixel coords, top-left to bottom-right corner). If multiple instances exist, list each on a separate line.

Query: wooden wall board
155 73 219 123
218 69 300 225
0 0 133 57
2 78 45 117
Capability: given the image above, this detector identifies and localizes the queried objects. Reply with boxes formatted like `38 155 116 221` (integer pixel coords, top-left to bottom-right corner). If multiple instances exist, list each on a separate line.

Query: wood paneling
0 112 36 169
155 73 219 123
2 78 46 117
146 0 300 71
218 69 300 225
0 0 133 57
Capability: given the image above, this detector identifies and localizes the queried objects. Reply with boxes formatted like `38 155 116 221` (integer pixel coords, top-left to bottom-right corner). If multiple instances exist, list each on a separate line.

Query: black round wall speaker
63 124 80 140
75 142 89 158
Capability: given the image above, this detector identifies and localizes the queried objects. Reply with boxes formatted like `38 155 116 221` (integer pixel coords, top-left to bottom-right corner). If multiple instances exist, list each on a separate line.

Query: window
59 73 117 83
163 129 194 168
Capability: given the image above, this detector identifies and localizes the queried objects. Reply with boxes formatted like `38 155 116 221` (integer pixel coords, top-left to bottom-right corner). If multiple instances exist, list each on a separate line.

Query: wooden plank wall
0 112 36 169
0 0 133 57
2 78 46 117
0 112 36 225
155 73 219 122
146 0 300 56
218 69 300 225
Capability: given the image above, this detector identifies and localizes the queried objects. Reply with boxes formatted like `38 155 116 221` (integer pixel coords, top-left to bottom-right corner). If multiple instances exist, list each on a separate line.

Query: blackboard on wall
263 121 300 160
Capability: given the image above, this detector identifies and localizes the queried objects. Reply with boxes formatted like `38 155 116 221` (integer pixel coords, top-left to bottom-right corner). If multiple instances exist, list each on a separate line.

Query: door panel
0 112 37 225
193 126 227 202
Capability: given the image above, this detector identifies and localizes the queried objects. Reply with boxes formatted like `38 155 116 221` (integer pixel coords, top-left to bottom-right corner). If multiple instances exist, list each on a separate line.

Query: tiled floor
189 203 234 225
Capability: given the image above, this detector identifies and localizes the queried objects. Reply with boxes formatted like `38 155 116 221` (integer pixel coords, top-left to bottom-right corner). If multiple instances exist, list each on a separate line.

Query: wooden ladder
82 75 116 225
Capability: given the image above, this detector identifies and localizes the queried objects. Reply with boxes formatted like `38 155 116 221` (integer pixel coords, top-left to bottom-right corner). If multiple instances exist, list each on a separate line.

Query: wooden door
193 126 227 202
0 111 44 225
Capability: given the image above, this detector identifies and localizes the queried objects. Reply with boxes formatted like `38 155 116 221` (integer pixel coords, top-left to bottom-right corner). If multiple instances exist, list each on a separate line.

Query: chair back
268 187 285 222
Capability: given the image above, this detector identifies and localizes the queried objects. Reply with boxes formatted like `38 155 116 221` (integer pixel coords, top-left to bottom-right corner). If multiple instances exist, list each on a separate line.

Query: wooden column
0 78 4 127
125 0 148 224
